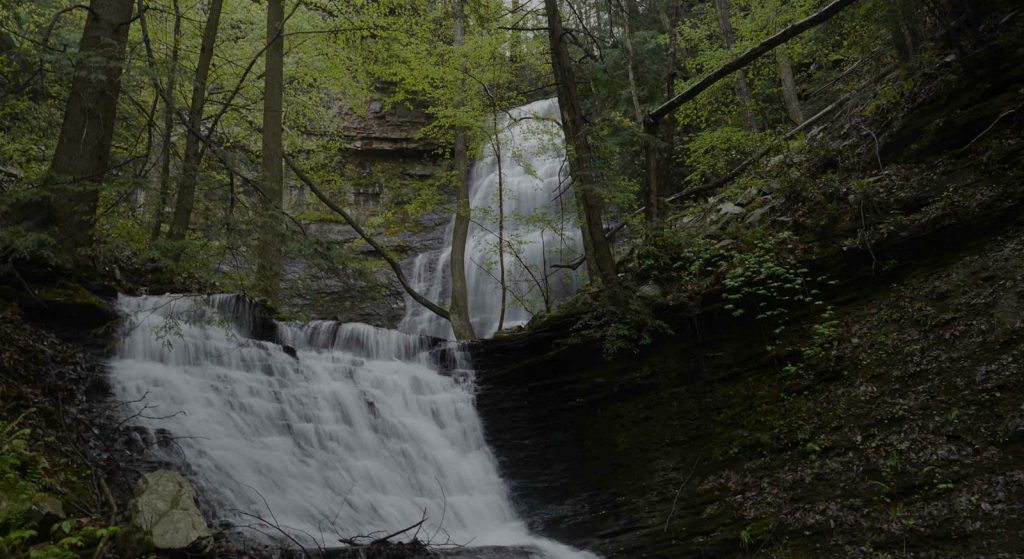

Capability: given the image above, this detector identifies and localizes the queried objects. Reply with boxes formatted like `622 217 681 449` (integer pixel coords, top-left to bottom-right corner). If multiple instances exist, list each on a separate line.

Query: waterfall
109 294 593 558
400 98 584 339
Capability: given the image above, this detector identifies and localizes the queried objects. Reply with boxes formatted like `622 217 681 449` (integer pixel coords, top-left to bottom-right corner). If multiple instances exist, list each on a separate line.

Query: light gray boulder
128 470 211 551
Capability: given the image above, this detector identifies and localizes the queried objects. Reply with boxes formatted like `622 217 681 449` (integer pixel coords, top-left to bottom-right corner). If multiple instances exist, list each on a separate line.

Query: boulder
128 470 210 551
637 282 663 300
718 202 746 215
27 493 65 535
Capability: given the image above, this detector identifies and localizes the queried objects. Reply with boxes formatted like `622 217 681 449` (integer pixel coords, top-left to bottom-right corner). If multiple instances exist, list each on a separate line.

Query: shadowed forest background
1 0 1023 557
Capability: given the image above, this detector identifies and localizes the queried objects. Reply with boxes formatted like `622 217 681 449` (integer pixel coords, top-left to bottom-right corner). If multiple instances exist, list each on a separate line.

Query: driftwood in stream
283 154 452 322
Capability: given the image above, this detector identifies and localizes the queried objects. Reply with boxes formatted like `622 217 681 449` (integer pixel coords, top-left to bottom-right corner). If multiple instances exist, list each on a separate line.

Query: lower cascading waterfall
110 294 592 558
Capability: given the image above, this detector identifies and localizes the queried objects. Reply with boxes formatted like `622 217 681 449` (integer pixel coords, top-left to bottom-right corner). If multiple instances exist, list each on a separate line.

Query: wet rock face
282 95 452 326
471 313 733 557
16 280 118 341
339 96 440 155
128 470 211 552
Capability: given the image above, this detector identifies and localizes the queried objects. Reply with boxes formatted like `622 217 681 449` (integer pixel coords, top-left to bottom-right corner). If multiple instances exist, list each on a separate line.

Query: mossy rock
19 281 117 331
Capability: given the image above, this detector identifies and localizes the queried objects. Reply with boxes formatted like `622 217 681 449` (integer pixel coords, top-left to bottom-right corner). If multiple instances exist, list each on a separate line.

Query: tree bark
167 0 223 241
620 0 660 223
449 0 477 340
494 129 507 334
543 0 619 292
256 0 284 304
150 0 182 240
713 0 758 131
776 49 804 124
40 0 133 254
658 0 680 208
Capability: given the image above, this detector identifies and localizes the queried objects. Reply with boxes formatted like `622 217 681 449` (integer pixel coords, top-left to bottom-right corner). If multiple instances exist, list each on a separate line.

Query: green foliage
0 412 117 559
632 223 723 290
719 232 838 351
684 126 773 184
572 289 673 359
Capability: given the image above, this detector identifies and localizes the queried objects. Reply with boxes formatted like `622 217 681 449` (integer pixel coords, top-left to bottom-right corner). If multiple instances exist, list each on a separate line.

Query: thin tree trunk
167 0 223 241
659 0 680 206
449 0 477 340
620 0 661 223
151 0 182 240
776 49 804 124
494 128 507 333
39 0 133 254
256 0 284 304
713 0 759 131
544 0 619 293
621 1 643 124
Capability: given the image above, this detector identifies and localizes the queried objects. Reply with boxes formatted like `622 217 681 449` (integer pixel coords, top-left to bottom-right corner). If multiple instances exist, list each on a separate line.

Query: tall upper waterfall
401 98 584 339
110 294 593 558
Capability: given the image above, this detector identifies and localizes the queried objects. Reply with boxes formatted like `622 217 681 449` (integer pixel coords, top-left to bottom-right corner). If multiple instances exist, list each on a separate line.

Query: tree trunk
449 0 477 340
494 129 507 334
713 0 759 131
621 0 661 223
40 0 133 254
256 0 284 304
543 0 619 292
776 49 804 125
167 0 223 241
151 0 182 240
659 0 680 204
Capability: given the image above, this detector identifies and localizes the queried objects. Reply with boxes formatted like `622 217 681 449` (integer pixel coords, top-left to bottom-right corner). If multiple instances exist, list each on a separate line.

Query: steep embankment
472 17 1024 559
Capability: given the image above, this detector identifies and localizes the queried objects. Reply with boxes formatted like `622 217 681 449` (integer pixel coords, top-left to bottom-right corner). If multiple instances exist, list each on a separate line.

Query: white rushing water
110 294 593 558
400 98 584 339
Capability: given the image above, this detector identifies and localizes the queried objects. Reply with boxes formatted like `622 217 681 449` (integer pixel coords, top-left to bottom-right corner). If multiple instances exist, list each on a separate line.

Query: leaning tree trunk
543 0 619 292
449 0 477 340
41 0 133 254
167 0 223 241
776 49 804 125
493 128 508 333
713 0 759 131
256 0 285 304
151 0 182 240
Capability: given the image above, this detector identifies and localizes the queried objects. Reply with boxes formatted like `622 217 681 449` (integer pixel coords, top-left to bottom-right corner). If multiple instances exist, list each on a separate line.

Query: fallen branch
236 511 317 559
646 0 863 126
283 154 451 322
663 458 700 533
960 103 1022 151
807 47 884 99
678 87 858 200
337 510 427 546
373 515 428 545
